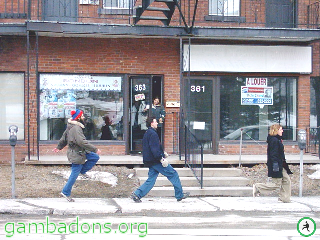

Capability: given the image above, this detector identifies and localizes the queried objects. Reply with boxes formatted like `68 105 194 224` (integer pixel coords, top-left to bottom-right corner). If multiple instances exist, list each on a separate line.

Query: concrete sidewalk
25 154 320 165
1 196 320 215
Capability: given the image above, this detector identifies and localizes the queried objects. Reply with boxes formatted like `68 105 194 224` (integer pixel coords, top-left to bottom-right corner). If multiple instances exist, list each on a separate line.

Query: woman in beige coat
253 124 293 203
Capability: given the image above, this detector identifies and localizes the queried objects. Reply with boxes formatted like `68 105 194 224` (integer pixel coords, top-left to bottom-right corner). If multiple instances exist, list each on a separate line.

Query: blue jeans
62 152 100 197
134 163 183 200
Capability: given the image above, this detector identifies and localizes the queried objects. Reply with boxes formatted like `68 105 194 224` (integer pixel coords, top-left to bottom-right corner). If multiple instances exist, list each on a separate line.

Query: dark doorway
129 75 164 153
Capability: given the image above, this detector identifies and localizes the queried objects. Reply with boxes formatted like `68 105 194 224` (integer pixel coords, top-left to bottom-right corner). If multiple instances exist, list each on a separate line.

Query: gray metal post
299 149 303 197
239 128 243 167
297 129 306 198
9 125 18 199
11 145 16 199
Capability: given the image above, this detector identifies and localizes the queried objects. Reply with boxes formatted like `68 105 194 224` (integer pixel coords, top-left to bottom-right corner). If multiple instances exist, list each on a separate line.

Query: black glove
283 160 293 175
273 162 279 172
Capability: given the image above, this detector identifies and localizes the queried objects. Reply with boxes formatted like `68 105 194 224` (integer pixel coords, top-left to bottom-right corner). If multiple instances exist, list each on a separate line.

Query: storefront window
220 77 297 141
0 73 24 140
39 74 123 141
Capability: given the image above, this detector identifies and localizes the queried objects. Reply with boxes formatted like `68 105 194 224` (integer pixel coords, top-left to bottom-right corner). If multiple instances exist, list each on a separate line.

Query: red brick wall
219 142 300 155
34 37 181 154
297 75 311 130
39 144 125 156
0 36 181 163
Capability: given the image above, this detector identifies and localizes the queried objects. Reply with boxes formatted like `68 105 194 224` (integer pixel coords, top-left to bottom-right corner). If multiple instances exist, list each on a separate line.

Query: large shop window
0 73 24 140
40 74 123 141
221 77 297 141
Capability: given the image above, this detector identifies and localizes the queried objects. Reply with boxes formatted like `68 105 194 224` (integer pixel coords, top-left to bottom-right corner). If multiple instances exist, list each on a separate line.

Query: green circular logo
297 217 316 237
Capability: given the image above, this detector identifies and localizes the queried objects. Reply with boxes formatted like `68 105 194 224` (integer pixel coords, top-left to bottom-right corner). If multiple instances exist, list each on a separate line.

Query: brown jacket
57 119 97 164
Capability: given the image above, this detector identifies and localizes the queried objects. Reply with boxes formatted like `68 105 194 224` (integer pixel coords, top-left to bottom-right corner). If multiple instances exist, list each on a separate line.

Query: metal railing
306 127 320 158
238 127 265 166
184 125 204 189
1 0 320 29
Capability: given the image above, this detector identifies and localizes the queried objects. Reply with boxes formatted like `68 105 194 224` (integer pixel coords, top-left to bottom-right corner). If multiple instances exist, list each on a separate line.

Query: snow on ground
52 170 118 187
307 164 320 179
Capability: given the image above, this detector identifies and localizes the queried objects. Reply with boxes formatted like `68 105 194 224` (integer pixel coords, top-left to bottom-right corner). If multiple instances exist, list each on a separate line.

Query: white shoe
252 184 258 197
60 192 75 202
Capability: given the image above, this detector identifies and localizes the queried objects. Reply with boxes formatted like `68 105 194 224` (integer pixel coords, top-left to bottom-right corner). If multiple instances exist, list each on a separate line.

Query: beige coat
57 119 97 164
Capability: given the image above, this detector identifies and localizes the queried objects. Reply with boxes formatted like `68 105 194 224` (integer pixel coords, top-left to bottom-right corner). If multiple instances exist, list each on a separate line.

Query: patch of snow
308 164 320 180
52 170 118 187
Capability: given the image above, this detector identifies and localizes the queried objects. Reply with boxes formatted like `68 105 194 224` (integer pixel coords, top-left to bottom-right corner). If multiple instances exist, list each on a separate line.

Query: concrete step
135 167 243 177
145 186 253 197
138 176 249 187
135 167 251 196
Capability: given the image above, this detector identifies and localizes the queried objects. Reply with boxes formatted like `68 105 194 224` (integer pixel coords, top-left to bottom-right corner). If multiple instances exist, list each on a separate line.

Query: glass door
130 76 152 153
185 79 213 152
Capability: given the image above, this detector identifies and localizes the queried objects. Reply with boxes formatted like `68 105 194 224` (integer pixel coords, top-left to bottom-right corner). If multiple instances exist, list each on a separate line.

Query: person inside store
130 116 190 203
151 97 166 140
53 109 101 202
100 115 113 140
253 124 293 202
131 100 148 138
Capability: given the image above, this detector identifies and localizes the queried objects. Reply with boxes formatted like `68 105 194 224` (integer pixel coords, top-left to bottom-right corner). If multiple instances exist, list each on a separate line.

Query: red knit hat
71 109 83 120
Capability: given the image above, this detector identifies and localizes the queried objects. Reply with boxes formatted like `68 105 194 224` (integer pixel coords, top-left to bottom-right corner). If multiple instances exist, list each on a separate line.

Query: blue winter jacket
142 127 165 167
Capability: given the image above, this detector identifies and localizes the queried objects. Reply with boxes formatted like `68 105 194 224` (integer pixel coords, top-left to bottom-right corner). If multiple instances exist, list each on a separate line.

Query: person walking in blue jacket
131 116 190 202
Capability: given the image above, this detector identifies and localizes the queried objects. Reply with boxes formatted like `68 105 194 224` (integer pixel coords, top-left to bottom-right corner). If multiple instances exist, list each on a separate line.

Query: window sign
40 74 121 91
246 78 267 87
241 86 273 106
193 121 206 130
241 78 273 106
39 74 123 141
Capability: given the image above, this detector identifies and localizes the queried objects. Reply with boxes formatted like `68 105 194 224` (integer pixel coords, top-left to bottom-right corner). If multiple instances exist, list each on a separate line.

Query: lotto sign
241 86 273 105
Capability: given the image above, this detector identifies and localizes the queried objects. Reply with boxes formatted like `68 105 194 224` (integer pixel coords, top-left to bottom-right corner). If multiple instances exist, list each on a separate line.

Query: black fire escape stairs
133 0 199 34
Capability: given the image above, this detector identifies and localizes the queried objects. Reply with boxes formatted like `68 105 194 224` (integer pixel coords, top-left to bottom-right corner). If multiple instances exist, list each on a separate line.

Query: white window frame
209 0 240 16
103 0 132 9
79 0 99 5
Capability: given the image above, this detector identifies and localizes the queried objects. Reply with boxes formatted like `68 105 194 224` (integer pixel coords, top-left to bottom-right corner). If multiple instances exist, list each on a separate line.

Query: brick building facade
0 0 320 164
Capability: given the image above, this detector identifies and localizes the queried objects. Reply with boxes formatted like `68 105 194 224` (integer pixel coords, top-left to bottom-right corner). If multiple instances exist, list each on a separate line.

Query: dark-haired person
131 116 189 203
253 124 293 203
53 109 101 202
151 97 166 141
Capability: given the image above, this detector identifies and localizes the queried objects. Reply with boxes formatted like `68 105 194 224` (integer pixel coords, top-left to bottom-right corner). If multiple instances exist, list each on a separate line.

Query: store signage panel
40 74 122 91
183 45 312 73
